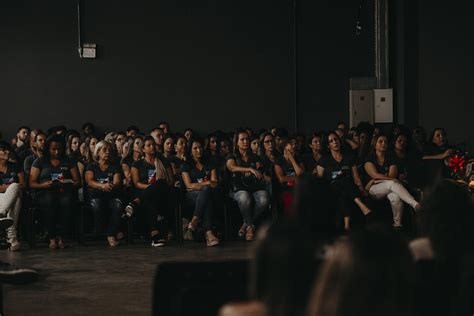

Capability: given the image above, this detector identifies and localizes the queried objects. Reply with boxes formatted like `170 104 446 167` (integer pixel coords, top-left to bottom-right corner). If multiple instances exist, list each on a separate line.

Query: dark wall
417 1 474 148
0 0 291 139
297 0 375 134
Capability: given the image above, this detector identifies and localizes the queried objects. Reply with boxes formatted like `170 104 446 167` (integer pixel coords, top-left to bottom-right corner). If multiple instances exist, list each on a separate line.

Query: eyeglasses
328 138 339 143
263 140 272 144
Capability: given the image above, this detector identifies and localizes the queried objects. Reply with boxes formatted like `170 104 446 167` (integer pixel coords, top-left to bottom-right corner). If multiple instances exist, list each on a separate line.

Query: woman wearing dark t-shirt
364 134 421 228
422 128 453 185
130 136 174 247
85 141 123 247
0 141 25 251
274 137 304 215
121 136 143 188
169 134 186 173
66 134 86 181
304 133 323 175
181 139 220 246
29 134 81 249
226 130 269 241
258 132 276 194
316 132 372 231
162 135 175 160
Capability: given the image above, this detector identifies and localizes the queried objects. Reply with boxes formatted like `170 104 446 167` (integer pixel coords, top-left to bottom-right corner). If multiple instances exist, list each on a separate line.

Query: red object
448 154 466 174
282 191 294 217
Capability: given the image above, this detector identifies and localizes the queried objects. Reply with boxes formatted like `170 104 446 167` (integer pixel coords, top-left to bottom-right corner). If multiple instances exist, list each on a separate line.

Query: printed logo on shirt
148 169 156 184
51 173 64 181
197 171 210 183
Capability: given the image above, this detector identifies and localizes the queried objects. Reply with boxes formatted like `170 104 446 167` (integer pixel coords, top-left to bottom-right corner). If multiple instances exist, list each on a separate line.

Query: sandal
49 239 57 249
107 236 120 247
238 223 248 238
116 232 125 241
57 239 66 249
245 226 255 242
206 232 220 247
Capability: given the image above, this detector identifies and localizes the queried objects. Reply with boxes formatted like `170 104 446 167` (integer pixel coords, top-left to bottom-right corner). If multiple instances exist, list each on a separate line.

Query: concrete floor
0 241 253 316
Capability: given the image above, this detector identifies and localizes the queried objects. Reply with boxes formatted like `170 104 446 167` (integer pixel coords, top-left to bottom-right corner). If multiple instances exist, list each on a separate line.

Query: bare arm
131 167 149 190
289 156 304 176
316 165 325 178
29 166 54 189
364 162 397 181
274 164 297 184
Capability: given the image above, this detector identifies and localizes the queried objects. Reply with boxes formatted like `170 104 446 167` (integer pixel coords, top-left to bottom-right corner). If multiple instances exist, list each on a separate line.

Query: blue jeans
88 197 123 237
231 190 269 226
185 187 214 231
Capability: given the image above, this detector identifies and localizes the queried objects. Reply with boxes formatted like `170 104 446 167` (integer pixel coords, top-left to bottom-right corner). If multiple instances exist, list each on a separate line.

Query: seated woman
181 139 220 246
274 136 304 216
29 134 81 249
162 134 175 161
364 134 421 229
114 132 128 163
23 130 46 181
168 134 187 183
304 132 324 175
391 131 424 188
121 136 144 189
0 142 25 251
226 129 269 241
250 135 260 155
66 133 85 178
258 132 276 195
422 128 453 185
85 141 123 247
130 136 174 247
81 136 98 166
316 131 372 231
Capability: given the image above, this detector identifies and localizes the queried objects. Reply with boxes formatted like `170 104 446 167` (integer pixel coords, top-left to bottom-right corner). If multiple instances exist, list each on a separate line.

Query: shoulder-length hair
93 140 113 162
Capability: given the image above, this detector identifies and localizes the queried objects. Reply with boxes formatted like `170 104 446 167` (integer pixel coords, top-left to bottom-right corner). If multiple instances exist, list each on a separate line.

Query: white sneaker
8 238 21 252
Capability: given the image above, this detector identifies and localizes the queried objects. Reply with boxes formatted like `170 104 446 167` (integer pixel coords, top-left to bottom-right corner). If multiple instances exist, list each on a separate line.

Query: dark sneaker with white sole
151 234 165 247
0 216 14 231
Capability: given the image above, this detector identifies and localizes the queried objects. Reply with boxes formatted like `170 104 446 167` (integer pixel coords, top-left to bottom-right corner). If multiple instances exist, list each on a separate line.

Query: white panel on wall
349 90 374 127
374 88 393 123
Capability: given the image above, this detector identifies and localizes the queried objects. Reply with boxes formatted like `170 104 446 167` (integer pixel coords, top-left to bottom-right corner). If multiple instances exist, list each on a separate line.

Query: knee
7 183 22 194
255 192 270 207
235 192 252 209
89 198 103 212
110 198 123 213
387 194 402 206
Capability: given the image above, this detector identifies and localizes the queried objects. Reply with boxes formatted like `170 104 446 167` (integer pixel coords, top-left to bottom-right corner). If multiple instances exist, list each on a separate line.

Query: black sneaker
0 216 14 231
151 234 165 247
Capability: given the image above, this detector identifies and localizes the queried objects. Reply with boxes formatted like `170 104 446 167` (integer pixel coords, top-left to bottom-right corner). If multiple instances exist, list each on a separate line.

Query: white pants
0 183 22 239
369 180 418 227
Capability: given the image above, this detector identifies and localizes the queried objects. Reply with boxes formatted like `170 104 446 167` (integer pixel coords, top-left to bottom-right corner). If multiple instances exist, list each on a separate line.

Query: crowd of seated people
0 120 472 252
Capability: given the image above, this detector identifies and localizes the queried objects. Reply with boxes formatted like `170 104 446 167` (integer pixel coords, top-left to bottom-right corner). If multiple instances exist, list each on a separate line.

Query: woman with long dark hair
274 136 305 215
364 134 421 229
129 136 174 247
316 131 372 231
422 128 453 184
226 129 269 241
304 133 324 175
29 134 81 249
181 139 220 246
